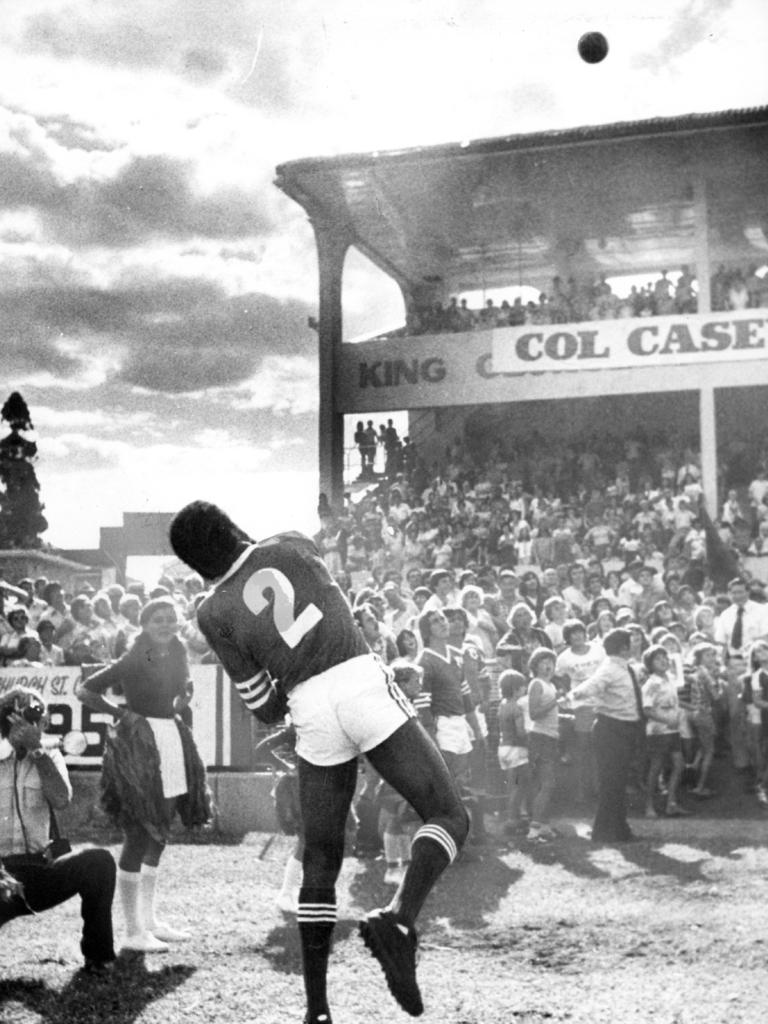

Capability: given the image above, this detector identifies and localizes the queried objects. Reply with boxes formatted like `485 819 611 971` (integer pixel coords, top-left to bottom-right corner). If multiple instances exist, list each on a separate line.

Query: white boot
275 855 302 914
118 869 169 953
140 864 191 942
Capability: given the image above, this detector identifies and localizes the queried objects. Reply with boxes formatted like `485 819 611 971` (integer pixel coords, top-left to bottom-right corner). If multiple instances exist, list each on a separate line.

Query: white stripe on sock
297 902 337 924
413 823 458 863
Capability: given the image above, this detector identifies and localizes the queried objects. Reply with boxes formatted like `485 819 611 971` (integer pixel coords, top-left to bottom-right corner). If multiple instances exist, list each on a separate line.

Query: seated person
0 687 116 975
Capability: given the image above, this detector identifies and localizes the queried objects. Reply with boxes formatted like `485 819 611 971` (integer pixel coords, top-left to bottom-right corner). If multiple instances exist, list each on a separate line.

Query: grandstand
275 106 768 513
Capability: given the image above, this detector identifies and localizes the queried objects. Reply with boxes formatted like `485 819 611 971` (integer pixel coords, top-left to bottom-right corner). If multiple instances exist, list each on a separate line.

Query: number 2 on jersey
243 567 323 649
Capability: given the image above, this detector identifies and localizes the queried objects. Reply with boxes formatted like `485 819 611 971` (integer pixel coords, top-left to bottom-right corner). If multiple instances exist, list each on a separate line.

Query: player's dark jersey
197 533 369 693
417 646 465 718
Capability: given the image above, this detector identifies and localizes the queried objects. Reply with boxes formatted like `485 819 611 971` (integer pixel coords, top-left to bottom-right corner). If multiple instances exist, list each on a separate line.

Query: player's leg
360 719 468 1017
365 718 468 927
298 755 358 1024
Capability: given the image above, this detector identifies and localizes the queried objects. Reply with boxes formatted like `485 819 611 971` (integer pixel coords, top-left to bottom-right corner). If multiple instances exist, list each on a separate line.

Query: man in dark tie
565 628 644 843
714 577 768 659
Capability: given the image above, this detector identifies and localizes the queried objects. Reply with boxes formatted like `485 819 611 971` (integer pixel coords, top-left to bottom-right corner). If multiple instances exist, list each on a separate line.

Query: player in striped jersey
169 501 468 1023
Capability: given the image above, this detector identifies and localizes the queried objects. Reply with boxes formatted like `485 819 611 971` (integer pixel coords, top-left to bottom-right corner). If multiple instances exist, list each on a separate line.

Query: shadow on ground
0 959 195 1024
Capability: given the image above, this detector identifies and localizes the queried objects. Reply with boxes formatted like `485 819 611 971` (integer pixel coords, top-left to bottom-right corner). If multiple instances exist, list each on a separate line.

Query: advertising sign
0 664 240 768
491 312 768 373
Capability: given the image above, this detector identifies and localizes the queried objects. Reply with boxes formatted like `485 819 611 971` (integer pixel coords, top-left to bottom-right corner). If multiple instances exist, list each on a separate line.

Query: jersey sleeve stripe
234 669 270 691
233 676 272 708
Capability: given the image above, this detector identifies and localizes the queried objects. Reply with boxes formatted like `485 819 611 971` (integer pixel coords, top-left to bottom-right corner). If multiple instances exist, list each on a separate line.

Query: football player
169 501 468 1024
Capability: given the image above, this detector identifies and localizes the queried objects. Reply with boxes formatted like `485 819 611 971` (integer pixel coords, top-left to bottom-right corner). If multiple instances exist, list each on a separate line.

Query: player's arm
198 617 287 725
230 665 287 726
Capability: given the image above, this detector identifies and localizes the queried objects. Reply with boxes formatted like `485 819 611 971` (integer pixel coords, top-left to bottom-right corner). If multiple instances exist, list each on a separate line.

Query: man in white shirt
1 688 116 974
748 468 768 511
616 560 644 609
714 577 768 659
422 570 459 613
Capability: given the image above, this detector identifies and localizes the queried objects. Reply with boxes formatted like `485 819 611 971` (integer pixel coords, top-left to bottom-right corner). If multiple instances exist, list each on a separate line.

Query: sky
0 0 766 559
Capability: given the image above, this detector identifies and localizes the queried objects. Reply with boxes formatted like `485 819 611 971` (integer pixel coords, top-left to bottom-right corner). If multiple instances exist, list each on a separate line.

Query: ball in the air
578 31 609 64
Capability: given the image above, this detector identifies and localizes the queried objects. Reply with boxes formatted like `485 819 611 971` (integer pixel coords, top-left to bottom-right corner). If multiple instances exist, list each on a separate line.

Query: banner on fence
0 663 254 768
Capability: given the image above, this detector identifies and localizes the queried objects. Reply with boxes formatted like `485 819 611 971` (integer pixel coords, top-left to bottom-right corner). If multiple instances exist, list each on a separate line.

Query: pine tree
0 392 48 548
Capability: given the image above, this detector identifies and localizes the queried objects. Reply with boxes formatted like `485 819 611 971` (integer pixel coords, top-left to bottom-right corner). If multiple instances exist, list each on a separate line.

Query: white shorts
146 717 187 799
436 714 474 756
288 653 414 766
498 744 529 770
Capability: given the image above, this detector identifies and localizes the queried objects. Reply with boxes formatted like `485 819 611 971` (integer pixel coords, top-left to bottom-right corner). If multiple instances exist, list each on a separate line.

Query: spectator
566 628 644 844
542 596 568 653
641 644 688 818
525 648 562 843
395 628 420 661
381 580 417 636
555 620 604 804
0 687 117 975
714 577 768 659
36 619 64 667
417 608 482 846
561 563 591 621
688 642 721 798
496 670 532 834
741 640 768 806
0 605 37 665
422 569 459 613
499 603 552 676
460 586 499 662
58 596 110 664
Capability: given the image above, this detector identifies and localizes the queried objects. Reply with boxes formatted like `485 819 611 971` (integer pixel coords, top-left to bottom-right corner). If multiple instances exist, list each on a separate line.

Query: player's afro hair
169 500 251 580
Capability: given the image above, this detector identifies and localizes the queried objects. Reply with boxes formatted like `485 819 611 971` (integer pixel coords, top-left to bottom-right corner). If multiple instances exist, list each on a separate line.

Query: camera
20 703 44 726
0 698 45 738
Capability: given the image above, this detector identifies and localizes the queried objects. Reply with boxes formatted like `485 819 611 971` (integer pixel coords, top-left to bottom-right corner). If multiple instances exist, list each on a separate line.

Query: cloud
22 8 170 70
112 284 317 393
182 47 230 84
0 292 87 380
632 0 734 70
0 106 281 247
41 431 128 470
49 154 277 246
30 404 151 432
228 355 319 415
0 260 317 395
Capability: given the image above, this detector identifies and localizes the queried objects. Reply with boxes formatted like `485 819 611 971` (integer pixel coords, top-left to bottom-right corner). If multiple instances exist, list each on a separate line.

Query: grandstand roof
275 106 768 293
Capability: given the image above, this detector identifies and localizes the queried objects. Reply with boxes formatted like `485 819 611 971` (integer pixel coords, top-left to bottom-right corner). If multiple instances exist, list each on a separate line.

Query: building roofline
275 105 768 181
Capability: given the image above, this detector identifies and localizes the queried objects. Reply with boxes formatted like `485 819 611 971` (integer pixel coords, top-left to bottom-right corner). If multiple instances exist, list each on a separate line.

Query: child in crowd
526 648 562 843
496 670 532 835
688 642 722 798
742 641 768 806
641 644 688 818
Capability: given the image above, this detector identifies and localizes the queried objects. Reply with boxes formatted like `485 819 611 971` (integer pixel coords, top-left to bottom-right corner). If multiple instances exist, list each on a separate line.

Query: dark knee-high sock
298 887 336 1020
386 818 465 926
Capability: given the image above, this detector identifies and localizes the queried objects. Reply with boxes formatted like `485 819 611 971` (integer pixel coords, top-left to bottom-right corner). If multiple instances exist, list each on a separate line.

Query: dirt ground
2 764 768 1024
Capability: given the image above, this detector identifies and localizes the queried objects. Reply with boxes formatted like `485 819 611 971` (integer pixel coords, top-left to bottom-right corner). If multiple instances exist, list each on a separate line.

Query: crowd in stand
404 262 768 336
0 575 210 670
318 426 768 844
4 417 768 849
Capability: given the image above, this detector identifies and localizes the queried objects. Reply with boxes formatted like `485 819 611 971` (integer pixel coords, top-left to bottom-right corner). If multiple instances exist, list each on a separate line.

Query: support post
312 218 351 514
699 385 718 516
692 171 711 314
